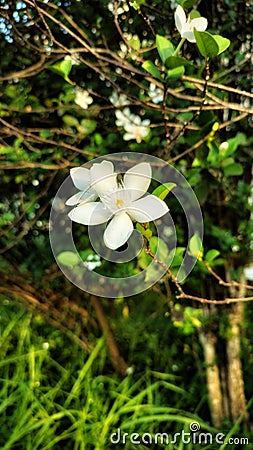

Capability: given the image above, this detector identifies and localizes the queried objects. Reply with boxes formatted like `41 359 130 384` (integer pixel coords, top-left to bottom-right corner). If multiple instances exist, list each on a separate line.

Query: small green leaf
149 236 168 261
223 162 243 177
62 115 79 127
181 0 197 8
48 59 75 85
167 65 185 80
189 10 201 19
79 119 97 136
142 60 163 80
205 249 220 262
136 223 152 240
0 146 14 155
194 30 219 58
212 35 230 55
188 234 203 259
152 182 176 200
129 35 141 51
170 247 186 268
156 35 174 64
220 133 247 158
57 251 80 267
165 56 191 69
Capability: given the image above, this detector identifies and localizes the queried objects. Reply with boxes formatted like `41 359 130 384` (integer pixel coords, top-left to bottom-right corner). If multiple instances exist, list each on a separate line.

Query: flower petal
70 167 90 190
68 201 112 225
90 160 118 197
123 162 152 199
103 212 133 250
175 5 186 34
127 194 169 223
181 29 196 42
190 17 208 32
66 189 97 206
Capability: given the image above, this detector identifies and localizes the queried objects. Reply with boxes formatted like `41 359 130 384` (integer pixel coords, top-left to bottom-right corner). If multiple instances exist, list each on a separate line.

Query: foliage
0 0 253 440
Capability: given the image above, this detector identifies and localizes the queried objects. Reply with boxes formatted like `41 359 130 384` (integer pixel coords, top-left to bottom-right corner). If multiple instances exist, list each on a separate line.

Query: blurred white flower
149 83 163 104
244 265 253 281
123 115 150 143
115 108 150 143
110 92 130 107
68 162 169 250
75 89 93 109
115 107 132 127
175 5 207 43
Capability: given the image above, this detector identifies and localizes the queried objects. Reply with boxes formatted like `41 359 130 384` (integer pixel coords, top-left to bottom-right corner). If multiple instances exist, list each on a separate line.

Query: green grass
0 303 252 449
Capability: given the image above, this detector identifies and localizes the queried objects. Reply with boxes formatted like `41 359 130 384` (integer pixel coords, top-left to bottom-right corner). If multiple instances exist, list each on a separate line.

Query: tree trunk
199 271 249 426
199 331 224 427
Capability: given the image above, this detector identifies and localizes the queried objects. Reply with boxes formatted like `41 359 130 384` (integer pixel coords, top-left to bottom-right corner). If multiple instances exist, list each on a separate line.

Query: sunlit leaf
57 251 80 267
188 234 203 259
194 30 219 58
212 35 230 55
152 183 176 200
142 60 163 80
156 35 174 63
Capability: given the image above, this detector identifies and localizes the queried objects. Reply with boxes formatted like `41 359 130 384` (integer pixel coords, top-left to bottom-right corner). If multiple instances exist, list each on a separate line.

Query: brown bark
199 331 224 427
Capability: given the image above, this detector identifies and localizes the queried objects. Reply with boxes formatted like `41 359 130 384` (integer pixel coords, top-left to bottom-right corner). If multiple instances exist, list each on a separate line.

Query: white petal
190 17 208 32
103 212 133 250
65 189 97 206
123 162 152 199
68 201 112 225
70 167 90 190
127 194 169 223
182 29 196 42
175 5 186 34
90 160 117 196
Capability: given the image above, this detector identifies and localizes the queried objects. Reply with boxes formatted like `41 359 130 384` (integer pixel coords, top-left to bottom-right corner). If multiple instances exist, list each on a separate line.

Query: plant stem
173 38 186 56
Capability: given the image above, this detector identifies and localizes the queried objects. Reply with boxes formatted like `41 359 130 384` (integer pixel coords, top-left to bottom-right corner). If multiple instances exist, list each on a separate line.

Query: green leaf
188 234 203 259
129 35 141 51
181 0 197 8
170 247 186 268
223 162 243 177
136 223 153 240
165 56 191 70
152 182 176 200
189 10 201 19
79 119 97 136
62 115 79 127
142 60 163 80
57 251 80 267
220 133 247 158
0 146 14 155
149 236 168 261
167 66 185 80
194 30 219 58
48 59 75 85
212 35 230 55
156 35 174 64
205 249 220 262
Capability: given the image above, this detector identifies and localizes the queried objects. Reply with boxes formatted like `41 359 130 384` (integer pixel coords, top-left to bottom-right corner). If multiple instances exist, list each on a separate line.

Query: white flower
123 115 150 143
66 160 117 206
110 92 130 107
74 89 93 109
175 5 208 43
115 107 132 127
149 83 163 104
68 162 169 250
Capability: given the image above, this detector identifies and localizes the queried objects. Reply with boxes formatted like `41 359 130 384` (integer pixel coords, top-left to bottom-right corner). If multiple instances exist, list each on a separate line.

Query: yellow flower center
116 199 124 209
